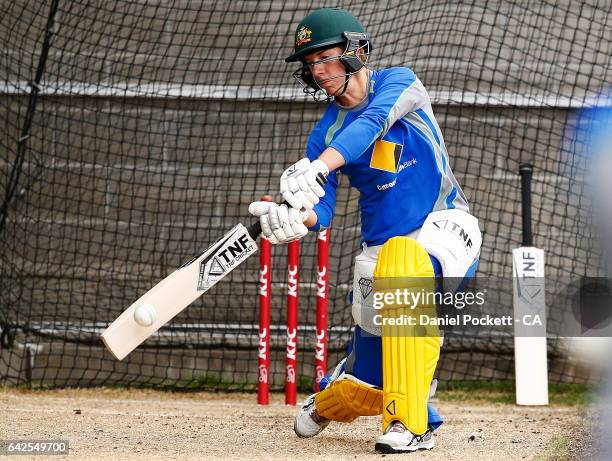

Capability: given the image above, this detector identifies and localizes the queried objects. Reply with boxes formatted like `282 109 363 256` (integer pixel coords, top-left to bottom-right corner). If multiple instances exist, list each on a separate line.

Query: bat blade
512 246 548 405
101 223 258 360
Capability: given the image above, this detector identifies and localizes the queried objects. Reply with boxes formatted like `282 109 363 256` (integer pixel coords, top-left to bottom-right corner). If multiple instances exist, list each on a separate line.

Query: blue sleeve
305 128 337 231
329 68 426 165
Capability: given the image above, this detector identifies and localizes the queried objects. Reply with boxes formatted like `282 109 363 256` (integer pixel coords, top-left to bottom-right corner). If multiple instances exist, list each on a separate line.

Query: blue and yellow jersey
306 66 469 246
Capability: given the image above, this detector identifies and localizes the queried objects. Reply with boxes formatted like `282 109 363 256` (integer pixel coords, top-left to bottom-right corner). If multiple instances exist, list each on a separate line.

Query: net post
286 240 299 405
257 196 272 405
314 228 329 392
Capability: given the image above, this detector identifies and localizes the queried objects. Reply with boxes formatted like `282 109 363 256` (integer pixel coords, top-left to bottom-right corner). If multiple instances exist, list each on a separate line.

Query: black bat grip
247 173 328 241
247 221 263 240
519 164 533 247
247 200 300 240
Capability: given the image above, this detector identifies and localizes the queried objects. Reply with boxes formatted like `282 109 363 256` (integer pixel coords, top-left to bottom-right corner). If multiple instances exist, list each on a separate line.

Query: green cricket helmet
286 8 370 63
286 8 372 102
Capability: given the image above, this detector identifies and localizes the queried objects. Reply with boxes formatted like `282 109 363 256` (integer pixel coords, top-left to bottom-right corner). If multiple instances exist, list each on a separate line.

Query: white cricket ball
134 303 157 327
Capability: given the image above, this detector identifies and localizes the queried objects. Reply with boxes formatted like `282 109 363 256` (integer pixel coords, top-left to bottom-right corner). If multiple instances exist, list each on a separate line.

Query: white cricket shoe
293 394 330 438
375 421 435 453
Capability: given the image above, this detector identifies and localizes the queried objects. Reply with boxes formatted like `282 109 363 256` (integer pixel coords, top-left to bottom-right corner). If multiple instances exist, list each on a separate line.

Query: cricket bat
512 164 548 405
102 172 327 360
101 222 262 360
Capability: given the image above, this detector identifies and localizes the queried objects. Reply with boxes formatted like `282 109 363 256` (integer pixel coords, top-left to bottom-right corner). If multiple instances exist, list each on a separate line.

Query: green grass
1 374 254 393
3 378 593 406
534 434 574 461
297 375 315 391
436 380 591 406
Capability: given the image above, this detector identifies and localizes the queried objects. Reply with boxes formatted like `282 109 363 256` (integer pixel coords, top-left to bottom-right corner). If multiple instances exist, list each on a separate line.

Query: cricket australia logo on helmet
295 26 312 47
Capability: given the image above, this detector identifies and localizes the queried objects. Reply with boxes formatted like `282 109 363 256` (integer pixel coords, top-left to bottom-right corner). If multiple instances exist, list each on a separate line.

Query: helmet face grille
291 41 370 103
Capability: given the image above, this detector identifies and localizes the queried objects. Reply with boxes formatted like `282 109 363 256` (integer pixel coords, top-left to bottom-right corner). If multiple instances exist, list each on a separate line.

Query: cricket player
249 7 482 453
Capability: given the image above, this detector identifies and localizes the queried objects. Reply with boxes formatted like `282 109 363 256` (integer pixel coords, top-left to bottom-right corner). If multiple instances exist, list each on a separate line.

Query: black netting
1 0 610 389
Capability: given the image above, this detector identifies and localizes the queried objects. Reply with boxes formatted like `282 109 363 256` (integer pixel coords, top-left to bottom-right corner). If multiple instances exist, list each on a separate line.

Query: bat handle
248 221 263 240
246 201 291 240
519 164 533 247
248 174 328 241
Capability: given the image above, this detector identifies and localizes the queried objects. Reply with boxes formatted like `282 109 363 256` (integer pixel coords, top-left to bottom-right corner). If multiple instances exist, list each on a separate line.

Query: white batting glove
248 201 309 245
280 158 329 210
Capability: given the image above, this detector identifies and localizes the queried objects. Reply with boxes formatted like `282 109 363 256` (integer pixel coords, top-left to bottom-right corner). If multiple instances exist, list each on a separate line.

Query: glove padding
248 201 309 244
280 158 329 210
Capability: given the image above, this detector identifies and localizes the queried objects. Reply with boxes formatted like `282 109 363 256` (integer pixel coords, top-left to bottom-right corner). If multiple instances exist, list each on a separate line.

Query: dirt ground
0 388 588 460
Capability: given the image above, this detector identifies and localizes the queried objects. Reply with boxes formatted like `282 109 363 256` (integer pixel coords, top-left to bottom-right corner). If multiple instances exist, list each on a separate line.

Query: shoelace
388 422 407 434
304 398 329 425
387 423 431 444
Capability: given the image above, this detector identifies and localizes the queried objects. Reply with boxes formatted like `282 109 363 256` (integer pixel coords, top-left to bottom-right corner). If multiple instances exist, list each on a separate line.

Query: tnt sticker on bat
101 223 258 361
197 230 256 290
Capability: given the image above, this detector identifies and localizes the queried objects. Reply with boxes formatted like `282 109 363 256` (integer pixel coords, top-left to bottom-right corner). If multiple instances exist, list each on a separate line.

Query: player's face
303 46 348 95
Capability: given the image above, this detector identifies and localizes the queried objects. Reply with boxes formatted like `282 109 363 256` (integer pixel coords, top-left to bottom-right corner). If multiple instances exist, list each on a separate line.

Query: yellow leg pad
374 237 441 435
314 379 383 423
